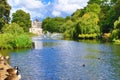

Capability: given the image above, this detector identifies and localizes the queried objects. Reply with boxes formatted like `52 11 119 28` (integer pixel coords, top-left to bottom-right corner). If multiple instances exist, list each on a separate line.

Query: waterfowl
5 74 21 80
6 68 21 80
0 56 4 61
82 64 85 67
7 68 18 75
0 57 5 64
0 67 4 70
14 66 20 71
4 56 10 60
14 66 21 79
97 58 100 60
16 70 21 79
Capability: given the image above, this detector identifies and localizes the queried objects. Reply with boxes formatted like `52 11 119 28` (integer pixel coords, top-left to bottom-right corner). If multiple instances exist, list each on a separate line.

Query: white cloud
53 0 89 14
9 0 44 9
8 0 46 19
52 10 61 16
8 0 89 20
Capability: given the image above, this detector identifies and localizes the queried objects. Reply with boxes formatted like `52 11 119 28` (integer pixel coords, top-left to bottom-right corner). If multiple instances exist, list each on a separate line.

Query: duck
4 74 21 80
0 56 5 64
4 56 10 60
0 56 4 61
7 68 18 75
14 66 20 71
0 67 4 70
14 66 21 79
82 64 85 67
5 68 21 80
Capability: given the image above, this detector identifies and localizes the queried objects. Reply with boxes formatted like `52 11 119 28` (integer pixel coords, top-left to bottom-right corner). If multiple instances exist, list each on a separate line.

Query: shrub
14 34 32 48
78 33 97 39
0 33 32 49
0 33 14 49
2 23 24 35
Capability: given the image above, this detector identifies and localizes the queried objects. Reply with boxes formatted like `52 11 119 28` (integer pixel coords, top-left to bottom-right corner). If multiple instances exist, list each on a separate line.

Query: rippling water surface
1 39 120 80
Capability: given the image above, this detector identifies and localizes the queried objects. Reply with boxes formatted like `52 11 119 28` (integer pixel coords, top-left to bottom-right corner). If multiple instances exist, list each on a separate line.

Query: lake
1 38 120 80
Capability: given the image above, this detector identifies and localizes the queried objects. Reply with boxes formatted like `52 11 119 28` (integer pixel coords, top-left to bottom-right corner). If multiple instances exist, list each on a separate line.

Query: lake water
1 39 120 80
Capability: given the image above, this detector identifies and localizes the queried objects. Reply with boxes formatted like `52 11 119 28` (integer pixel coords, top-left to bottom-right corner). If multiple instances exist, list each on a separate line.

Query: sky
8 0 89 21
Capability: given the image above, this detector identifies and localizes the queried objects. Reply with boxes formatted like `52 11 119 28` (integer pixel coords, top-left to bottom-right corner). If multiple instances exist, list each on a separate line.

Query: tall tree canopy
77 12 100 34
0 0 11 30
42 17 65 33
12 10 31 32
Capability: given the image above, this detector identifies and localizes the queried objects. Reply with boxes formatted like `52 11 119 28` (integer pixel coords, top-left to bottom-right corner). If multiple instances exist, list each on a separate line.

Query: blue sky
8 0 89 21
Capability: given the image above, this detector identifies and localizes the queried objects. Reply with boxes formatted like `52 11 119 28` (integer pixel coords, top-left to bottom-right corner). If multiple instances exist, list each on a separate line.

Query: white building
29 20 43 35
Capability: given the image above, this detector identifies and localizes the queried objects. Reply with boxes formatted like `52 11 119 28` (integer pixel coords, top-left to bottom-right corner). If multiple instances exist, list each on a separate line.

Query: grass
0 33 32 49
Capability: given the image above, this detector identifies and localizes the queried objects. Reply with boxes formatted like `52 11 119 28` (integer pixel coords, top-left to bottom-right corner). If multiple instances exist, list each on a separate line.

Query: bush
2 23 24 35
0 33 14 49
0 23 32 49
0 33 32 49
14 34 32 48
78 33 97 39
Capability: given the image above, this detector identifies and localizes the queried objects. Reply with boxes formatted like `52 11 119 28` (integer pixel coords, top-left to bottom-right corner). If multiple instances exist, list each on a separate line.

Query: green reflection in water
0 49 11 56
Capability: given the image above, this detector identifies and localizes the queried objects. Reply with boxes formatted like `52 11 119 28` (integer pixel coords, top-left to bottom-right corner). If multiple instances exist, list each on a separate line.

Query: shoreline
0 54 21 80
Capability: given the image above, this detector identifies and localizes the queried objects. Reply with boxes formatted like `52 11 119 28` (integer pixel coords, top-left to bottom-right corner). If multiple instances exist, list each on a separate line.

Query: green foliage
114 17 120 29
0 33 32 49
100 0 120 33
63 27 75 38
85 3 101 14
78 34 97 39
14 34 32 48
71 9 84 21
12 10 31 32
42 17 65 33
0 33 14 49
60 20 74 33
88 0 109 6
111 17 120 40
0 0 11 30
2 23 24 34
77 12 100 35
111 29 119 40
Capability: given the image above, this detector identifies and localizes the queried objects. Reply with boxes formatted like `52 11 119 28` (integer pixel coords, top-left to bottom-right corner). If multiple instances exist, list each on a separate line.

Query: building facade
29 20 43 35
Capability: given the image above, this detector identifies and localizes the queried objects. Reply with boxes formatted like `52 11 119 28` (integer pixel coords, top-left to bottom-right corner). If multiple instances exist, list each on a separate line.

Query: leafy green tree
77 12 100 35
62 20 74 38
42 17 65 33
61 19 73 32
85 3 101 14
101 0 120 33
88 0 108 5
12 10 31 32
111 17 120 39
71 9 84 22
0 0 11 30
2 23 24 34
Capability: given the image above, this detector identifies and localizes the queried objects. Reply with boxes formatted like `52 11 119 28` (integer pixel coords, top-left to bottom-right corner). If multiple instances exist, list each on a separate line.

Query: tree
101 0 120 33
2 23 24 35
88 0 109 6
0 0 11 30
12 10 31 32
42 17 65 33
111 17 120 39
85 3 101 14
71 9 84 22
77 12 100 34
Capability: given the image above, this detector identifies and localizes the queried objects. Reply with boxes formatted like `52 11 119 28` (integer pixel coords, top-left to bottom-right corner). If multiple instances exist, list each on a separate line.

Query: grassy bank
0 33 32 49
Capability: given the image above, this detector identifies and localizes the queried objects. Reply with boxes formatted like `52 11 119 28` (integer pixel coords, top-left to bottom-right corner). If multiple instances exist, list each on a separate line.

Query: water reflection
34 41 43 49
1 39 120 80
